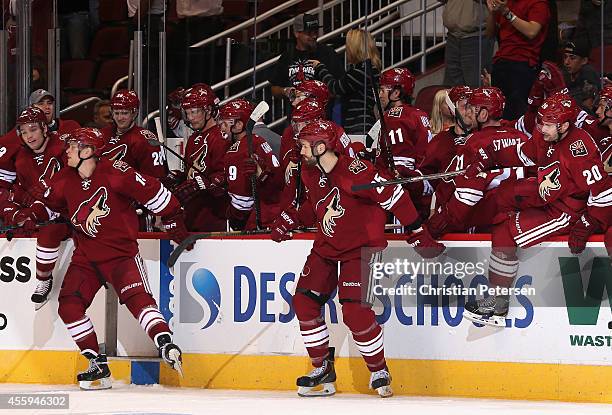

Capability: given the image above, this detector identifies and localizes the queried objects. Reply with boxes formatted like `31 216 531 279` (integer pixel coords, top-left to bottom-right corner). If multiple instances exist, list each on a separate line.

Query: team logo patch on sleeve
112 159 131 172
348 158 367 174
387 107 403 118
340 133 350 148
140 129 158 141
569 140 588 157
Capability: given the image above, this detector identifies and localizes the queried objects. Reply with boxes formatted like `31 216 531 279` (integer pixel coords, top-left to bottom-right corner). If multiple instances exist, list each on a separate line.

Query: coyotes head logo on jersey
316 187 345 238
71 187 111 238
39 157 61 183
538 162 561 201
102 144 128 162
188 142 208 179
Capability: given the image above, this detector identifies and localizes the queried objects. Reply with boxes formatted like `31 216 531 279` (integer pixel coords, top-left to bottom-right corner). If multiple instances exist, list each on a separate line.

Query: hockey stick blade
250 101 270 122
246 101 270 133
351 169 467 191
167 229 272 267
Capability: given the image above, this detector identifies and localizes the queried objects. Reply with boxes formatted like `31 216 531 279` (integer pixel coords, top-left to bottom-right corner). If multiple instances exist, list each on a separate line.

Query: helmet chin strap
384 87 402 111
75 148 96 170
454 110 471 134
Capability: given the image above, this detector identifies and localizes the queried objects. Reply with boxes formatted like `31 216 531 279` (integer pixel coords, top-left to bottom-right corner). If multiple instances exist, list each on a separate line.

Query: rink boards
0 235 611 402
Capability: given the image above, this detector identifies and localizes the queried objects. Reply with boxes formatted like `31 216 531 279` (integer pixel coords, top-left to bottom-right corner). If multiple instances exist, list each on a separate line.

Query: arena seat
89 26 130 60
99 0 129 23
94 58 129 91
414 84 447 115
61 60 98 90
589 45 612 74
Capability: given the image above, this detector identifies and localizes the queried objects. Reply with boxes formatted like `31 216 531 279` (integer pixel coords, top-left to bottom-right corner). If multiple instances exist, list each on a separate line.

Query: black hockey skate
369 368 393 398
156 333 183 377
31 277 52 311
297 347 336 397
78 351 112 390
463 295 509 327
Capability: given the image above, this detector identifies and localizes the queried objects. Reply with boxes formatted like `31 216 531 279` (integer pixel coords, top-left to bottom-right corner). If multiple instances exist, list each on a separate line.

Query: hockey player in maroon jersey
100 90 169 231
269 120 444 397
376 67 432 176
462 94 612 326
424 87 530 238
3 107 71 310
568 85 612 258
279 99 353 222
0 89 80 192
100 90 167 179
171 84 229 231
415 86 473 213
218 99 282 230
30 127 189 389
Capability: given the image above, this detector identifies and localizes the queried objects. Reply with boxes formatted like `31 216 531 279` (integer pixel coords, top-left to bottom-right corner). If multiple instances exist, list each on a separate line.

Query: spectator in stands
442 0 494 87
29 89 81 134
167 0 224 91
430 89 454 134
562 40 600 111
59 0 91 60
486 0 550 119
269 14 344 102
573 0 612 50
310 29 381 136
87 99 113 129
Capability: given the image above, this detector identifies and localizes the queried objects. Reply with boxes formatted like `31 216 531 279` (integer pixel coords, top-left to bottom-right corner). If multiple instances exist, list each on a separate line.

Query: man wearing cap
269 13 344 104
562 40 600 110
29 89 81 137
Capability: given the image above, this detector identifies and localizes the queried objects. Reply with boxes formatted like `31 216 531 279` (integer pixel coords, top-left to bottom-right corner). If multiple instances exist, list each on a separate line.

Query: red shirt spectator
493 0 550 66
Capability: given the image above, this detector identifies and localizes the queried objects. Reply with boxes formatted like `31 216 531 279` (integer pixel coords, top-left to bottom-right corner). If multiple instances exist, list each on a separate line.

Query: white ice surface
0 383 610 415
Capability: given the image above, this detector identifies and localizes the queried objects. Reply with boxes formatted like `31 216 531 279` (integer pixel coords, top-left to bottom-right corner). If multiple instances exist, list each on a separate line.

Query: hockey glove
407 225 446 259
160 170 185 192
426 210 451 240
271 208 299 243
568 214 600 254
10 202 50 234
173 175 211 205
167 108 182 131
162 210 193 251
464 146 495 178
242 156 259 176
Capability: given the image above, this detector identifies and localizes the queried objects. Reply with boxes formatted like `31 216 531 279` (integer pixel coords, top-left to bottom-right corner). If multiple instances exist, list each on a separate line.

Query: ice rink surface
0 383 610 415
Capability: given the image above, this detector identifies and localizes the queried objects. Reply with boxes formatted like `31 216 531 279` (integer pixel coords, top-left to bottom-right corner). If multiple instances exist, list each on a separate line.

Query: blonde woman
309 29 382 135
430 89 454 134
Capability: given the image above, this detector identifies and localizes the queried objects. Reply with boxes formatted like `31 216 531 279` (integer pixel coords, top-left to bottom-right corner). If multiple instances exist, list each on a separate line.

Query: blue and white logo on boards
178 262 221 330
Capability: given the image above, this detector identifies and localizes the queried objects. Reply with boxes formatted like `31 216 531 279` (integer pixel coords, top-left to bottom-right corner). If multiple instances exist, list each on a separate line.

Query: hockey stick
167 229 272 267
1 218 68 241
294 159 304 209
244 101 270 230
365 59 396 174
167 222 405 268
351 169 467 192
